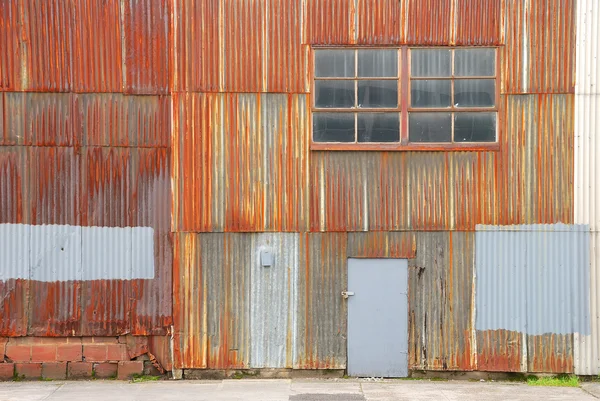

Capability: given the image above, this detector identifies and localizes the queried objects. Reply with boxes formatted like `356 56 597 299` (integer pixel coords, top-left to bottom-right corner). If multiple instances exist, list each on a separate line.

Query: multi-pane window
312 47 498 149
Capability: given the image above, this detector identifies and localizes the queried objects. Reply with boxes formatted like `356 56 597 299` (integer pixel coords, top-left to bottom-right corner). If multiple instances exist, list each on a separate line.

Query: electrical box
260 250 273 267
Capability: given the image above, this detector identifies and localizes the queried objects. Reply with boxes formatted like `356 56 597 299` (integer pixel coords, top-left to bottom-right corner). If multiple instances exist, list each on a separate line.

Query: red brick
68 362 93 379
57 345 82 362
106 344 128 361
94 362 118 379
92 337 119 344
0 364 14 381
5 345 31 362
15 363 42 379
31 345 57 362
117 361 143 380
42 362 67 380
83 344 107 362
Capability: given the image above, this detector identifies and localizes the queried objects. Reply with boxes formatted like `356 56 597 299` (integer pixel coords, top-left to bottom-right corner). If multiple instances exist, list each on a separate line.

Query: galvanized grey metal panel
250 233 299 368
0 224 30 280
476 224 590 336
30 224 82 282
347 258 408 378
82 226 132 280
131 226 155 279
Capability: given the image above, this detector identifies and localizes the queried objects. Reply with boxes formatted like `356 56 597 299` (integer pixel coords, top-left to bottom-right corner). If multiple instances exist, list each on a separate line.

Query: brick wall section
0 335 169 380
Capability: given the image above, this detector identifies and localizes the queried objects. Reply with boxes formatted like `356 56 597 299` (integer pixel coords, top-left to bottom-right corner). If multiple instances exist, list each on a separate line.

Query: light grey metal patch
0 224 155 281
476 224 590 335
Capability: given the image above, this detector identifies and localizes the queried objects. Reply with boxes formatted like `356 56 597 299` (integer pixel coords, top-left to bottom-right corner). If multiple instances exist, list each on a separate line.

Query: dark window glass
315 81 355 108
411 49 451 77
313 113 355 142
410 80 451 108
454 113 496 142
409 113 452 142
357 113 400 142
454 79 495 107
315 50 355 77
455 49 495 77
358 50 398 77
358 80 398 108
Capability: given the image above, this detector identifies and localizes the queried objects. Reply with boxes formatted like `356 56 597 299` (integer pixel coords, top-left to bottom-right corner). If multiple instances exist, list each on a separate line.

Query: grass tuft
131 374 160 383
527 374 579 387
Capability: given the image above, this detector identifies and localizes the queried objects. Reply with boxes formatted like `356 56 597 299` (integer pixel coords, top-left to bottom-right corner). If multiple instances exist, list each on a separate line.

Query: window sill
310 142 500 152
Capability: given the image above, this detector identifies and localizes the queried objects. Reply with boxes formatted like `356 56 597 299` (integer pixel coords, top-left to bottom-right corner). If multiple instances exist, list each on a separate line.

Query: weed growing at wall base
527 375 579 387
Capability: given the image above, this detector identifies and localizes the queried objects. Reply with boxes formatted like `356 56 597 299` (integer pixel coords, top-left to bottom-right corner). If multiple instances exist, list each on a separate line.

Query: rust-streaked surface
455 0 503 45
173 93 310 232
356 0 402 45
407 0 453 45
477 330 525 372
305 0 356 45
528 334 573 373
347 232 416 259
409 232 476 371
0 1 23 91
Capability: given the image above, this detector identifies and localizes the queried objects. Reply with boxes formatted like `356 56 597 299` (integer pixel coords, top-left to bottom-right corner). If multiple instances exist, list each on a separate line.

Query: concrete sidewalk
0 379 597 401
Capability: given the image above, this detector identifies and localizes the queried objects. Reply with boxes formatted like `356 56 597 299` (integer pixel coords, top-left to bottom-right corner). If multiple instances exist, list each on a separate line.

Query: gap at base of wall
182 369 346 380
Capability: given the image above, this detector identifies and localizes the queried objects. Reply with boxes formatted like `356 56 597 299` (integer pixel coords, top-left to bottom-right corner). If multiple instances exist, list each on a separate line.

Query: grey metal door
347 258 408 377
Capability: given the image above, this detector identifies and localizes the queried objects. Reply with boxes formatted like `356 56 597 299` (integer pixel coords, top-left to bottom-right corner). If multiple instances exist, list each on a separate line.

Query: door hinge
341 291 355 299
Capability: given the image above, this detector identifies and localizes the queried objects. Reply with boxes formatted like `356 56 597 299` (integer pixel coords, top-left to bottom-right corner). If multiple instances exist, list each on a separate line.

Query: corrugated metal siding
174 93 309 233
502 0 576 94
296 233 347 369
476 225 590 373
71 0 122 92
455 0 503 45
2 93 26 145
0 147 28 224
574 0 600 375
407 0 453 45
477 330 525 372
123 0 170 94
25 94 75 146
0 1 23 91
305 0 356 45
409 232 475 371
347 232 416 259
356 0 402 45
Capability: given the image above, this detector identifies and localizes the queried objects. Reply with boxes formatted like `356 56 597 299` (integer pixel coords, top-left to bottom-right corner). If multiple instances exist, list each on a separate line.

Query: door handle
341 291 355 299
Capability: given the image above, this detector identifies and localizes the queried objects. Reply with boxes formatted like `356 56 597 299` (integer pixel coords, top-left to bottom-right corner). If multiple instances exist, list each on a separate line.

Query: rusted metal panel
123 0 170 94
75 94 170 147
310 151 496 232
477 330 525 372
407 0 453 45
496 95 574 225
25 94 76 146
174 93 309 232
528 334 573 373
129 148 173 335
2 93 26 145
0 279 29 336
20 0 73 91
305 0 356 45
409 232 475 371
295 233 347 369
0 1 24 91
502 0 576 94
71 0 123 92
347 232 416 259
455 0 503 45
356 0 402 45
172 0 222 91
0 146 28 224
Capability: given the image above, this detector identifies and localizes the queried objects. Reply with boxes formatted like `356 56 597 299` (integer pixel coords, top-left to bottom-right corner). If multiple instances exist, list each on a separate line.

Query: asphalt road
0 379 599 401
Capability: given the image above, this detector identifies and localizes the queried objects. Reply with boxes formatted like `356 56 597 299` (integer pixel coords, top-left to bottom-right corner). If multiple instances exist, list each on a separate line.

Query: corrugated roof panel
356 0 402 45
296 233 347 369
71 0 123 92
123 0 170 94
455 0 503 45
0 147 29 224
409 232 475 371
407 0 453 45
0 1 23 90
21 0 73 91
305 0 356 45
172 0 222 91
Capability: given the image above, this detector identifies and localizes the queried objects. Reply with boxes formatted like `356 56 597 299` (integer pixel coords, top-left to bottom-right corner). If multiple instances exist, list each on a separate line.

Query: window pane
357 113 400 142
358 80 398 108
409 113 452 142
315 80 355 108
315 50 355 77
454 79 495 107
410 80 451 108
454 113 496 142
358 50 398 77
455 49 495 77
313 113 355 142
411 49 451 77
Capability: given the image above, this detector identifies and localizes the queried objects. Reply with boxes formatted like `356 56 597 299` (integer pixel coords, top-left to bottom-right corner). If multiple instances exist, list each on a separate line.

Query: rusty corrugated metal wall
0 0 585 375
